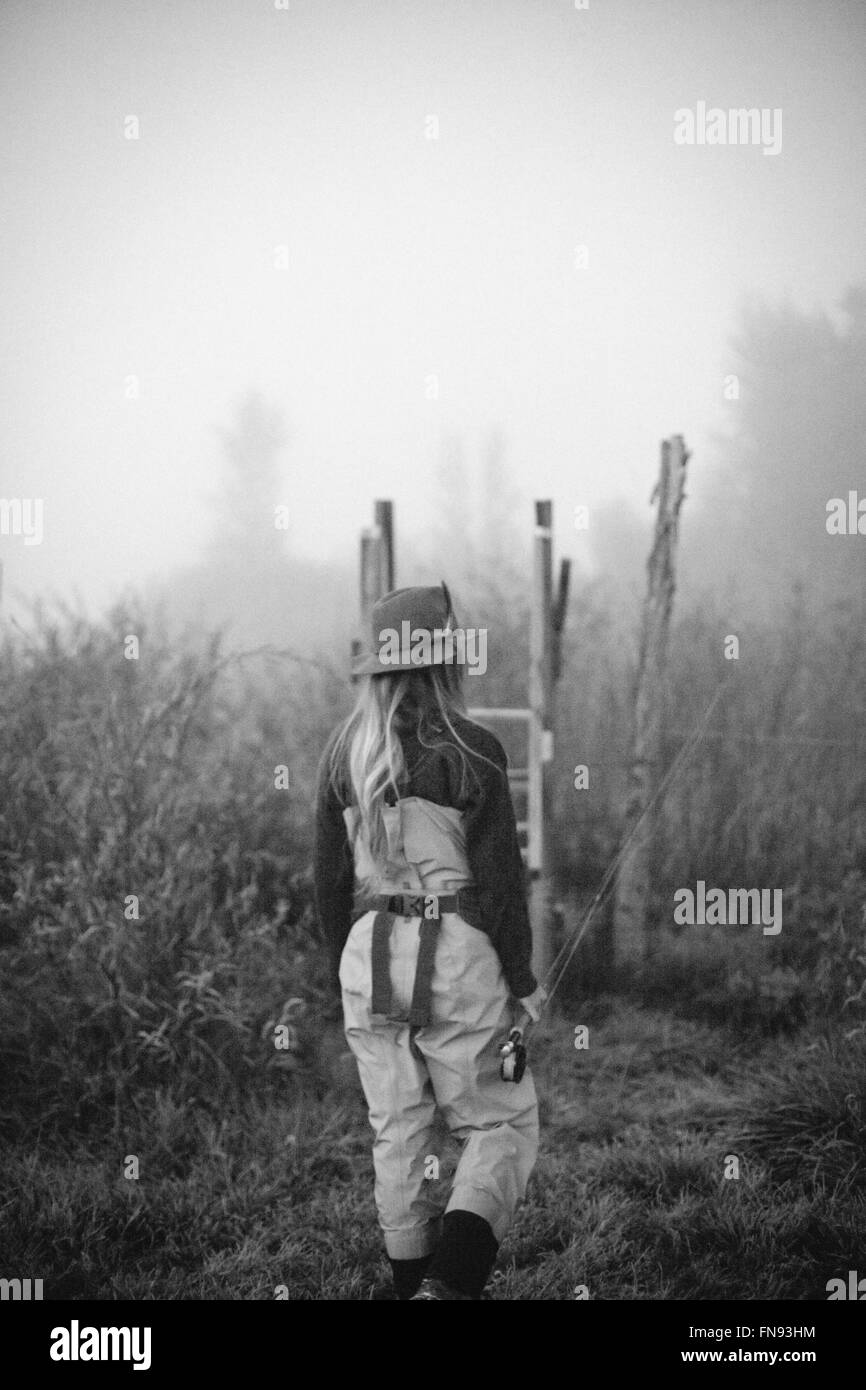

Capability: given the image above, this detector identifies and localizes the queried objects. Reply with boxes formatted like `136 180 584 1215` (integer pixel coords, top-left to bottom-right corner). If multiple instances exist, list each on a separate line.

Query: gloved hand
517 984 547 1024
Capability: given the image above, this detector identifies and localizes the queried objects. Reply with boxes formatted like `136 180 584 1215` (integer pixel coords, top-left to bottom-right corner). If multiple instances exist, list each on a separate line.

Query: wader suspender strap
407 917 440 1028
369 903 443 1028
370 911 394 1017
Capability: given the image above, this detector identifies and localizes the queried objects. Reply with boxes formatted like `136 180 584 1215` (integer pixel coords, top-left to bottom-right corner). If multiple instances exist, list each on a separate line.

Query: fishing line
500 668 735 1080
541 666 736 1010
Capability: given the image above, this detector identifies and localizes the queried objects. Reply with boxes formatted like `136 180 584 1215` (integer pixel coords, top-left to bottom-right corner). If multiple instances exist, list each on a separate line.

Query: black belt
352 887 483 927
352 888 483 1028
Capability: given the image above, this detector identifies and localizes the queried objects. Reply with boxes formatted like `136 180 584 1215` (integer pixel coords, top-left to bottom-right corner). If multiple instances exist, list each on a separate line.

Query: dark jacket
313 713 538 1001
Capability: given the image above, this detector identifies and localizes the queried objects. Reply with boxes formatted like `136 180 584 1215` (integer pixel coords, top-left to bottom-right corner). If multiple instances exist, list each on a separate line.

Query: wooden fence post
529 500 554 984
612 436 689 967
353 501 395 670
551 557 571 683
374 499 394 592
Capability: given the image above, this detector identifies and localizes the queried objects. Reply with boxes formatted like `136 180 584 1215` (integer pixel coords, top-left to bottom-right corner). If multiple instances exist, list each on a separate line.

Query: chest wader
338 796 539 1279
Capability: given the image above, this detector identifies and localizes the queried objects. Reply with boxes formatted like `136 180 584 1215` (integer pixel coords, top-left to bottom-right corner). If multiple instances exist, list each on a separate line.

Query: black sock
425 1210 498 1299
389 1254 432 1300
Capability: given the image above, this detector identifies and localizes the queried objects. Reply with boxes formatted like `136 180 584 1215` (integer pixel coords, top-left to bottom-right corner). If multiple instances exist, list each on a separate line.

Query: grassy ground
3 1003 863 1300
1 609 864 1299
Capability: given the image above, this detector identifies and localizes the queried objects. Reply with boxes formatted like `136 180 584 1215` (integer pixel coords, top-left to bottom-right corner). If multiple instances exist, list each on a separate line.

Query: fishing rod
499 669 734 1081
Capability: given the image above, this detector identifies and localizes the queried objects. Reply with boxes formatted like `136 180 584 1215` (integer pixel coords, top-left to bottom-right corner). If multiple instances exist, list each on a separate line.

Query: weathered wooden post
551 556 572 683
374 499 394 592
352 500 394 670
612 436 689 967
529 500 554 983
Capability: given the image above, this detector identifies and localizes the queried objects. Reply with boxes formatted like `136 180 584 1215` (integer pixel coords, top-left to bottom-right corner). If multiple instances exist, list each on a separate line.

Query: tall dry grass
0 584 864 1178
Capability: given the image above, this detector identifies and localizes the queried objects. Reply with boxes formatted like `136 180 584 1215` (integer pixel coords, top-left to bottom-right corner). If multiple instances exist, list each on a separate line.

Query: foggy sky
1 0 865 624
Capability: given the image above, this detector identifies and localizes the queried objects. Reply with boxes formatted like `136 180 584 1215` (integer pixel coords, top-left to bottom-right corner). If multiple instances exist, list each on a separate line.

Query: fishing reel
499 1027 528 1083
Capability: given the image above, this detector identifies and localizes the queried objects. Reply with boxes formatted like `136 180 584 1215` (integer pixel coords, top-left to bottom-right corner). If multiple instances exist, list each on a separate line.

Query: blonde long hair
328 663 497 872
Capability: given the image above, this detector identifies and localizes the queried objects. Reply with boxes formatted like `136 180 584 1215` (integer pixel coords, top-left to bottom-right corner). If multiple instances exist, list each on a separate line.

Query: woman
313 582 545 1300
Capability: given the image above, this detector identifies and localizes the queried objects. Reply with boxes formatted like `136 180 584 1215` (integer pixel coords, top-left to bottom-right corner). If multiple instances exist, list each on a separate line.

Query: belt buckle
385 893 442 920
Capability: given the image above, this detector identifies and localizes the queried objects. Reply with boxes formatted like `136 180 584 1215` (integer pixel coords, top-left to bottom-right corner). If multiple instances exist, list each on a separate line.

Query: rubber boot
388 1253 433 1301
412 1210 498 1300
